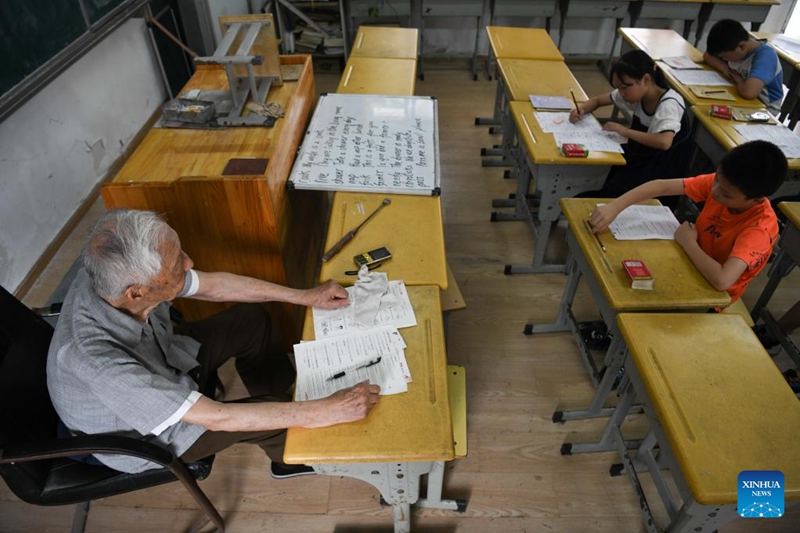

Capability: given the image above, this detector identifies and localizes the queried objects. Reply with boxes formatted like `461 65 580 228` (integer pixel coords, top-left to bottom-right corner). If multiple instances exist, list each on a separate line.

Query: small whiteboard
288 94 440 195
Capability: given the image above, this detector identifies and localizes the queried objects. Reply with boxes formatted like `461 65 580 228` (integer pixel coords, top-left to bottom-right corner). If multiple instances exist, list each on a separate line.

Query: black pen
326 356 382 381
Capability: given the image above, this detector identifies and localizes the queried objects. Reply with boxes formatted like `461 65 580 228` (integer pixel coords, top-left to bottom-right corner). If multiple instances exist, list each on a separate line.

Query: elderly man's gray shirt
47 268 206 473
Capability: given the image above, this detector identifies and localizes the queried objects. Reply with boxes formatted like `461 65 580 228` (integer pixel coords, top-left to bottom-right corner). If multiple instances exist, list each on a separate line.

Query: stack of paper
670 70 731 86
604 204 680 240
294 326 412 400
662 56 702 70
733 124 800 158
529 95 572 110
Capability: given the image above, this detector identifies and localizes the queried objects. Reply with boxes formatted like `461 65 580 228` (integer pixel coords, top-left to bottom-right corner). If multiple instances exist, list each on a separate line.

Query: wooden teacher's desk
349 26 419 59
751 202 800 368
319 192 448 290
495 101 624 274
337 57 417 96
577 313 800 532
528 199 729 428
101 56 322 348
690 105 800 198
285 285 461 533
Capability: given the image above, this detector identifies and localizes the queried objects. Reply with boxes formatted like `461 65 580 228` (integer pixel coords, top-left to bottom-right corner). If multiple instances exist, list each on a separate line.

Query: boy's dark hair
707 19 750 55
610 50 668 89
718 140 787 198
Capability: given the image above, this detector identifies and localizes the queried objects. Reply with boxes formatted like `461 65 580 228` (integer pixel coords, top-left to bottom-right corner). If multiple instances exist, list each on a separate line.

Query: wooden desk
495 101 624 274
691 105 800 198
658 61 764 108
101 56 323 348
618 27 704 62
286 285 459 532
695 0 779 46
477 26 563 127
349 26 418 59
482 59 587 167
581 313 800 532
528 198 729 425
319 192 448 289
337 57 417 96
751 202 800 367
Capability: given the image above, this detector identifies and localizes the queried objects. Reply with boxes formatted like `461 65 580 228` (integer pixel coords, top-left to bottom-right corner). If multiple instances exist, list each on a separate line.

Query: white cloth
352 266 398 327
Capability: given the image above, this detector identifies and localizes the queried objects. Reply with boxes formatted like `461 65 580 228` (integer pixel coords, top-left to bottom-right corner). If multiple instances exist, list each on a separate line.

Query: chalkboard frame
0 0 150 124
288 93 442 196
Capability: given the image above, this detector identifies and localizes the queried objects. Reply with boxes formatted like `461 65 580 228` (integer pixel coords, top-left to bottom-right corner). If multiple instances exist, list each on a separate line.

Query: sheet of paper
603 204 680 240
671 70 731 86
294 326 411 400
529 94 572 110
662 56 702 70
553 131 625 153
773 35 800 56
734 124 800 158
535 112 602 133
312 281 417 339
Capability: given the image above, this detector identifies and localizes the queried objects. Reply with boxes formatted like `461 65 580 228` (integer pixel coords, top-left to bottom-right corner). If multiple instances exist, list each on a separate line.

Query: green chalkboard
0 0 88 95
85 0 126 24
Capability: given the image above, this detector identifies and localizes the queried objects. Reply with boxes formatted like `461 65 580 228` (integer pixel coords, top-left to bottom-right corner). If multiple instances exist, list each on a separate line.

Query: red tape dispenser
709 104 732 120
561 143 589 158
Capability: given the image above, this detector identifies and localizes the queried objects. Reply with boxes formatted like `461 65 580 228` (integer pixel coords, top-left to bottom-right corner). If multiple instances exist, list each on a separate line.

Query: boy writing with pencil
703 19 783 115
589 141 787 304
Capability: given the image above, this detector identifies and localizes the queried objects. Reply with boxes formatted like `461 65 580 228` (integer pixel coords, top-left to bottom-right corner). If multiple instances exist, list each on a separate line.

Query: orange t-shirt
683 173 779 303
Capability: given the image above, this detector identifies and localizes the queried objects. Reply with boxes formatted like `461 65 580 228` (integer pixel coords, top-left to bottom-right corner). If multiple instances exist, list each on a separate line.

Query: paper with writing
661 56 702 70
294 326 411 400
604 204 680 240
553 132 625 153
670 70 731 86
313 280 417 339
535 112 602 133
529 95 572 110
734 124 800 158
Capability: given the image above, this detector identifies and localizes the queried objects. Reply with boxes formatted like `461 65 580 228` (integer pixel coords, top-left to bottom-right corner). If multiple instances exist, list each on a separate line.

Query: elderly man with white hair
47 209 380 477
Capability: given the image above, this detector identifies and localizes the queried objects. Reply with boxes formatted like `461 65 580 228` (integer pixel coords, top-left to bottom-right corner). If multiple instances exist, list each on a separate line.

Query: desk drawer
707 4 772 24
638 2 702 20
350 0 411 17
422 0 483 17
563 0 629 18
494 0 557 17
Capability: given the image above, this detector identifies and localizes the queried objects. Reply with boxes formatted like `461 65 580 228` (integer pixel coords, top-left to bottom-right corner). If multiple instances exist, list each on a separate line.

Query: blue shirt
728 41 783 115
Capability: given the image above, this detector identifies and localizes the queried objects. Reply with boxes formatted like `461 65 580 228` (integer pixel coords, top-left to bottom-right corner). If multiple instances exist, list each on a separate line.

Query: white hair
82 209 173 299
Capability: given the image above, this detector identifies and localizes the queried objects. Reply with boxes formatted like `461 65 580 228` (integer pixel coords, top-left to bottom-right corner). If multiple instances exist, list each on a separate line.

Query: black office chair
0 284 224 532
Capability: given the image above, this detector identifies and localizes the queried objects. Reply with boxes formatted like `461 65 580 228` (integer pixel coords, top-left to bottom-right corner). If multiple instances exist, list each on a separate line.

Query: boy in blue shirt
703 19 783 115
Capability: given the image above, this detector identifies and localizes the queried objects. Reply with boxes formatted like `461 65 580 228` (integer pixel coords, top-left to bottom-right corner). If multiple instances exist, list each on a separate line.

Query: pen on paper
569 87 580 111
584 219 606 252
703 90 726 94
326 356 382 381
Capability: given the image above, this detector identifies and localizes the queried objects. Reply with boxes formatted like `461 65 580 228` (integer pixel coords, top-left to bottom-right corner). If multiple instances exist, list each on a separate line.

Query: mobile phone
353 247 392 268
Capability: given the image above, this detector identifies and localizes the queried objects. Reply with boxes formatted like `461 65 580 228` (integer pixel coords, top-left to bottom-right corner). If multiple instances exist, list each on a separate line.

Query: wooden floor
4 60 800 532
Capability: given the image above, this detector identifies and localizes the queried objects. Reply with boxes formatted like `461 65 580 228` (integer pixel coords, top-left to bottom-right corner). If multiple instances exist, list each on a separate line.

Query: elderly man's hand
304 279 349 309
321 381 381 426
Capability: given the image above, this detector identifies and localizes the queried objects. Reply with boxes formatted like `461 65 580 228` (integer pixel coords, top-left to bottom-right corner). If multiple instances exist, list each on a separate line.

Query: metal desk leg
524 252 581 334
482 92 513 166
475 68 503 126
414 461 468 512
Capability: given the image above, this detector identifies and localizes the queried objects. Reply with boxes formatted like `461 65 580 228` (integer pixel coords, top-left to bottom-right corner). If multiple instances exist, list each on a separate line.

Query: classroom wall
0 18 166 293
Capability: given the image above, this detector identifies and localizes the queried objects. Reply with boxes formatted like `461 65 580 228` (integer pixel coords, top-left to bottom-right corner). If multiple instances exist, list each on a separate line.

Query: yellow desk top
337 57 417 96
560 198 730 311
751 32 800 66
350 26 419 59
113 64 301 184
509 101 626 166
285 285 454 463
691 105 800 170
658 62 764 108
616 313 800 504
618 28 704 62
319 192 448 289
486 26 563 61
711 0 778 5
498 59 587 103
779 201 800 229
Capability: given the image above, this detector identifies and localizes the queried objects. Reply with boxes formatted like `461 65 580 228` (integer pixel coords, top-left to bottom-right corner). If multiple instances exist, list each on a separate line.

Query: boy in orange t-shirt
589 140 787 304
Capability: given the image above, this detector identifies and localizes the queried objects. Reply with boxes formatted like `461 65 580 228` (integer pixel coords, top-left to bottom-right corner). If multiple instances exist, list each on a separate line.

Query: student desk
482 59 587 167
319 192 448 289
101 56 322 349
690 105 800 198
694 0 779 47
337 57 417 96
657 61 764 108
349 26 419 59
752 31 800 126
569 313 800 532
751 202 800 367
618 27 704 62
285 285 463 533
495 101 625 274
528 198 729 425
